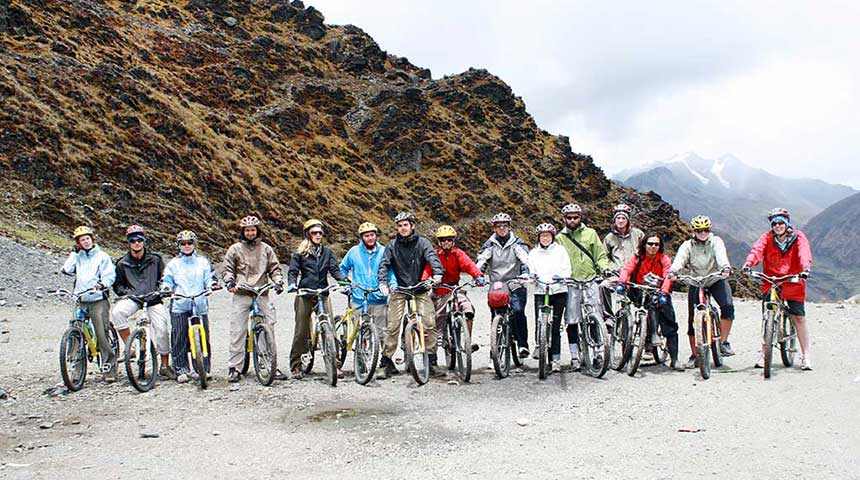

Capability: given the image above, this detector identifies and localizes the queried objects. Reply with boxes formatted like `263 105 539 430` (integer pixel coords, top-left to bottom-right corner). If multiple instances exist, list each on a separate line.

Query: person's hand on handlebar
800 269 810 279
274 281 284 295
614 284 625 295
225 280 237 294
379 284 390 297
741 264 751 273
286 284 297 294
475 276 487 287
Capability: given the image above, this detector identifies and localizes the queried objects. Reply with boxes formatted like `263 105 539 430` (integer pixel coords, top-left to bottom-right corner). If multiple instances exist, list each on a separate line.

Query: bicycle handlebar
673 272 725 287
297 284 342 297
391 279 435 295
237 283 275 297
166 289 214 301
747 271 803 285
436 280 477 295
624 281 662 292
116 291 165 303
555 275 604 286
50 287 99 300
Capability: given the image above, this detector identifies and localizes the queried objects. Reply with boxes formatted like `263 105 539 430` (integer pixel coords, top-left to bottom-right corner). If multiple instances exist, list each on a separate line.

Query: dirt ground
1 288 858 479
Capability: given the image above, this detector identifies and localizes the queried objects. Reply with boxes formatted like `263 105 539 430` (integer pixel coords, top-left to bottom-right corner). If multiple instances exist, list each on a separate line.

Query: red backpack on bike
487 281 510 308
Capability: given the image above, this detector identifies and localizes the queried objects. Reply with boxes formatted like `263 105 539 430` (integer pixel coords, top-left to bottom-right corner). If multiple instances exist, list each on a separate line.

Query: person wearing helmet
340 222 397 344
160 230 220 383
670 215 735 368
422 225 487 357
617 233 683 370
602 204 645 321
377 212 444 378
743 208 814 370
555 203 611 371
222 215 285 383
112 225 174 379
475 213 531 359
287 219 349 379
61 226 117 381
527 223 571 373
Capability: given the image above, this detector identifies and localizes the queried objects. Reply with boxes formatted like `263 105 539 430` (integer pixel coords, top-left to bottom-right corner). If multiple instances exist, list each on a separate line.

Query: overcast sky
314 1 860 188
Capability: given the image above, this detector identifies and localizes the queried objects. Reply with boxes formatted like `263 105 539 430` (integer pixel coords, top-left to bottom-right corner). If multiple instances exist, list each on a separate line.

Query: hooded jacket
61 245 116 303
556 224 610 280
113 249 165 306
744 229 813 301
670 233 730 286
475 233 530 283
288 245 347 290
528 242 571 295
340 243 397 305
422 247 483 296
603 226 645 271
161 252 216 314
222 238 283 290
378 232 443 288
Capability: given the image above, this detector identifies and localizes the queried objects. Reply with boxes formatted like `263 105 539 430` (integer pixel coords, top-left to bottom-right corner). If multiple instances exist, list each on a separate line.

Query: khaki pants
383 291 435 359
83 299 114 364
290 295 333 371
111 299 171 355
351 302 387 341
432 290 475 338
227 293 276 369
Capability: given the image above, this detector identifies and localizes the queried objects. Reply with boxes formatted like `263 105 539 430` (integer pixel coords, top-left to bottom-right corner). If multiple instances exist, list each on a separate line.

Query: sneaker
336 368 345 379
650 333 661 346
800 355 813 371
103 367 117 383
519 347 530 359
754 352 764 368
190 372 200 381
570 356 581 371
381 356 399 378
177 373 190 383
290 368 304 380
531 347 540 360
684 355 698 369
669 358 684 371
274 369 289 381
227 368 240 383
720 341 735 356
429 365 446 378
551 361 561 373
159 365 177 380
471 343 480 352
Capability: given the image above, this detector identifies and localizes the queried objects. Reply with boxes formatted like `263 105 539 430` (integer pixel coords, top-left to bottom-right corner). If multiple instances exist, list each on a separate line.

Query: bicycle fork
188 317 209 359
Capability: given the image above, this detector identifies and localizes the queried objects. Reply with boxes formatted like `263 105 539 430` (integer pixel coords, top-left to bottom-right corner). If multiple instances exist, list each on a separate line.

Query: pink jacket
744 230 813 301
618 253 673 294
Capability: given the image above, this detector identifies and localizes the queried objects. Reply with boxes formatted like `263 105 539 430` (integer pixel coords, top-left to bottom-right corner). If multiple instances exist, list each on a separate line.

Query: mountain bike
53 288 119 391
437 281 476 383
334 283 380 385
531 277 566 379
166 289 215 389
298 284 342 386
488 279 524 379
236 283 278 386
747 271 802 379
610 291 634 371
122 292 166 393
622 280 668 376
675 273 724 380
393 280 435 386
560 276 610 378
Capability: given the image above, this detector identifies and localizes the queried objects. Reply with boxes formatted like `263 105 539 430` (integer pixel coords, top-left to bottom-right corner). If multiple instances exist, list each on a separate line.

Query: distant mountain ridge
803 192 860 301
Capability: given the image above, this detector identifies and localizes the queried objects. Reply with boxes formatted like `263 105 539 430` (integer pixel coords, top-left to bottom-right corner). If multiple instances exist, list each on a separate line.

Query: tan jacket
222 239 283 288
603 227 644 271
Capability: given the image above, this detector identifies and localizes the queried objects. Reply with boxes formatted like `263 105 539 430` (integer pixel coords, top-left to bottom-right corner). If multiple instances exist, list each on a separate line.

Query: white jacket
528 243 571 295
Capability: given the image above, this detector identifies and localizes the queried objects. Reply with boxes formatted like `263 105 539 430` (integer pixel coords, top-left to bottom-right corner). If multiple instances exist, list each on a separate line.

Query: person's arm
659 255 673 294
266 246 284 285
222 246 237 285
328 249 347 282
617 255 638 284
458 250 483 279
338 248 353 279
712 236 731 270
203 259 216 289
287 252 301 287
670 241 689 274
112 260 128 296
61 252 77 276
603 234 615 268
592 231 610 272
558 247 572 278
160 260 177 291
423 239 444 280
98 253 116 290
377 246 393 287
514 239 531 275
474 239 493 272
744 232 769 268
797 231 813 272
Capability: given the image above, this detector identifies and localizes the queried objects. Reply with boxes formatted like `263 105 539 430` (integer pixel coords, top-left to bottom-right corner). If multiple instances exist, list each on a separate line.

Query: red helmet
125 225 145 237
767 207 790 222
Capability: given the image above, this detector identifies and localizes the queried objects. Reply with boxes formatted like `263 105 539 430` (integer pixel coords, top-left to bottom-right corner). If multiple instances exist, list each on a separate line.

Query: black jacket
288 245 346 290
113 250 165 306
378 232 443 288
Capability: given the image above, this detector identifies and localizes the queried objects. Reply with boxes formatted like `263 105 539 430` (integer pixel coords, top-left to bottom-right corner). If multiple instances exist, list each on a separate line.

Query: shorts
763 294 805 316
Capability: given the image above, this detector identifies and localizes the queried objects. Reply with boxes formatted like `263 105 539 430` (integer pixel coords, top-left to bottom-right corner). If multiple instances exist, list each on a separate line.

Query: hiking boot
519 347 530 359
531 347 540 360
551 361 561 373
227 368 240 383
471 343 480 352
685 355 698 369
650 333 661 346
570 355 581 371
381 356 399 378
428 354 446 378
159 365 177 380
720 341 735 356
177 373 190 383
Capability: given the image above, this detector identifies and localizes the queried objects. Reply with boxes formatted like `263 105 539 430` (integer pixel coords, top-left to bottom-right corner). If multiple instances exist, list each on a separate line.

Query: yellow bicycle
394 280 434 386
166 289 216 389
53 288 119 391
237 283 278 386
334 284 381 385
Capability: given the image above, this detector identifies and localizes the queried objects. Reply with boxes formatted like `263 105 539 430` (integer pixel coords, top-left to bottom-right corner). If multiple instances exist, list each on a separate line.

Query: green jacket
556 224 610 280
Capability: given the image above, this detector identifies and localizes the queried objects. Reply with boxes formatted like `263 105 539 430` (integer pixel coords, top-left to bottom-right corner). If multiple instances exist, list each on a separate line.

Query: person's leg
787 300 811 368
170 311 191 375
110 298 138 350
147 303 173 376
418 292 437 352
87 300 114 365
202 314 211 374
658 301 680 364
432 293 450 354
458 291 476 337
227 294 253 370
710 279 735 343
686 287 697 358
550 293 567 360
290 296 314 372
365 303 387 341
509 287 529 351
382 292 406 360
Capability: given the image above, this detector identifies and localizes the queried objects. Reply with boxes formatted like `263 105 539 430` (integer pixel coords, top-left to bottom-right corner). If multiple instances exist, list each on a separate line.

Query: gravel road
0 239 858 479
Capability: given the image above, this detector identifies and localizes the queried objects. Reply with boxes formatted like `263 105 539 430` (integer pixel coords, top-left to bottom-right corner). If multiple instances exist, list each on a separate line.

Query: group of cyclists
59 201 814 386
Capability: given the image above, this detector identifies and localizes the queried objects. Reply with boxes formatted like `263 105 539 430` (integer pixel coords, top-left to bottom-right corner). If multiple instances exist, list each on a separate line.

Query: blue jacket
161 253 216 315
61 246 116 303
339 243 396 306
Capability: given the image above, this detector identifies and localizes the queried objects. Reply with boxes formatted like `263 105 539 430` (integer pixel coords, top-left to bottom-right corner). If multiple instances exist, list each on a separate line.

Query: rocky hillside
803 192 860 301
1 0 691 268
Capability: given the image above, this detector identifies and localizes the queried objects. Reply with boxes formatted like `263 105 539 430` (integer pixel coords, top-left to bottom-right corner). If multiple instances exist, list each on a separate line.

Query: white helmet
561 203 582 214
491 212 512 224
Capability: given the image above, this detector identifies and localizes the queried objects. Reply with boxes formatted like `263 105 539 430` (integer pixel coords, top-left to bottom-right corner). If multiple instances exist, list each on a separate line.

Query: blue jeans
509 286 528 350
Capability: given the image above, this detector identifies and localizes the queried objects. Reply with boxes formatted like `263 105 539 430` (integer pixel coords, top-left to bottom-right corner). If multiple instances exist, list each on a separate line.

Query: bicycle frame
394 281 434 354
54 288 105 364
237 283 275 354
338 284 375 353
167 290 213 361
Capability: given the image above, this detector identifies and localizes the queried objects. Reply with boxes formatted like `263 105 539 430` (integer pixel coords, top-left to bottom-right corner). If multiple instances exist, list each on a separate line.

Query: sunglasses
439 238 455 243
494 224 511 228
771 221 786 226
564 215 581 220
646 242 661 246
694 229 710 234
129 239 144 244
309 230 324 236
179 241 195 246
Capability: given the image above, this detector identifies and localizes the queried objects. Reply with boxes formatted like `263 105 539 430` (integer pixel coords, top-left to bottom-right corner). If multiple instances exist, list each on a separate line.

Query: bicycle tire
490 313 511 379
611 308 632 371
59 327 87 391
353 321 379 385
780 314 797 367
125 328 157 392
763 310 775 379
627 312 646 377
107 323 120 365
405 319 429 385
301 314 317 375
253 323 277 386
537 312 548 380
334 315 348 368
444 318 457 371
455 317 472 383
320 320 338 387
193 328 207 390
710 307 723 368
240 323 252 375
650 310 668 365
582 314 610 378
697 312 711 380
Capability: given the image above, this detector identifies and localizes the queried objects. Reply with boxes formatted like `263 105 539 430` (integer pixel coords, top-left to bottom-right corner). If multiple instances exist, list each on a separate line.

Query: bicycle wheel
697 312 711 380
650 311 668 365
537 312 548 380
192 328 207 390
444 319 457 371
354 321 379 385
240 326 251 375
627 312 646 377
301 317 317 375
334 315 348 368
253 322 277 386
763 310 775 379
454 316 472 383
490 313 511 379
582 314 610 378
320 320 338 387
710 307 723 368
125 328 157 392
404 319 429 385
780 314 797 367
610 308 632 371
59 327 87 391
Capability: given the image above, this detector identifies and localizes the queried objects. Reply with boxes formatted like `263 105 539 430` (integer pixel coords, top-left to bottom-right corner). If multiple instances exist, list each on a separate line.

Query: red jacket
618 253 673 294
422 247 483 295
744 229 813 301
